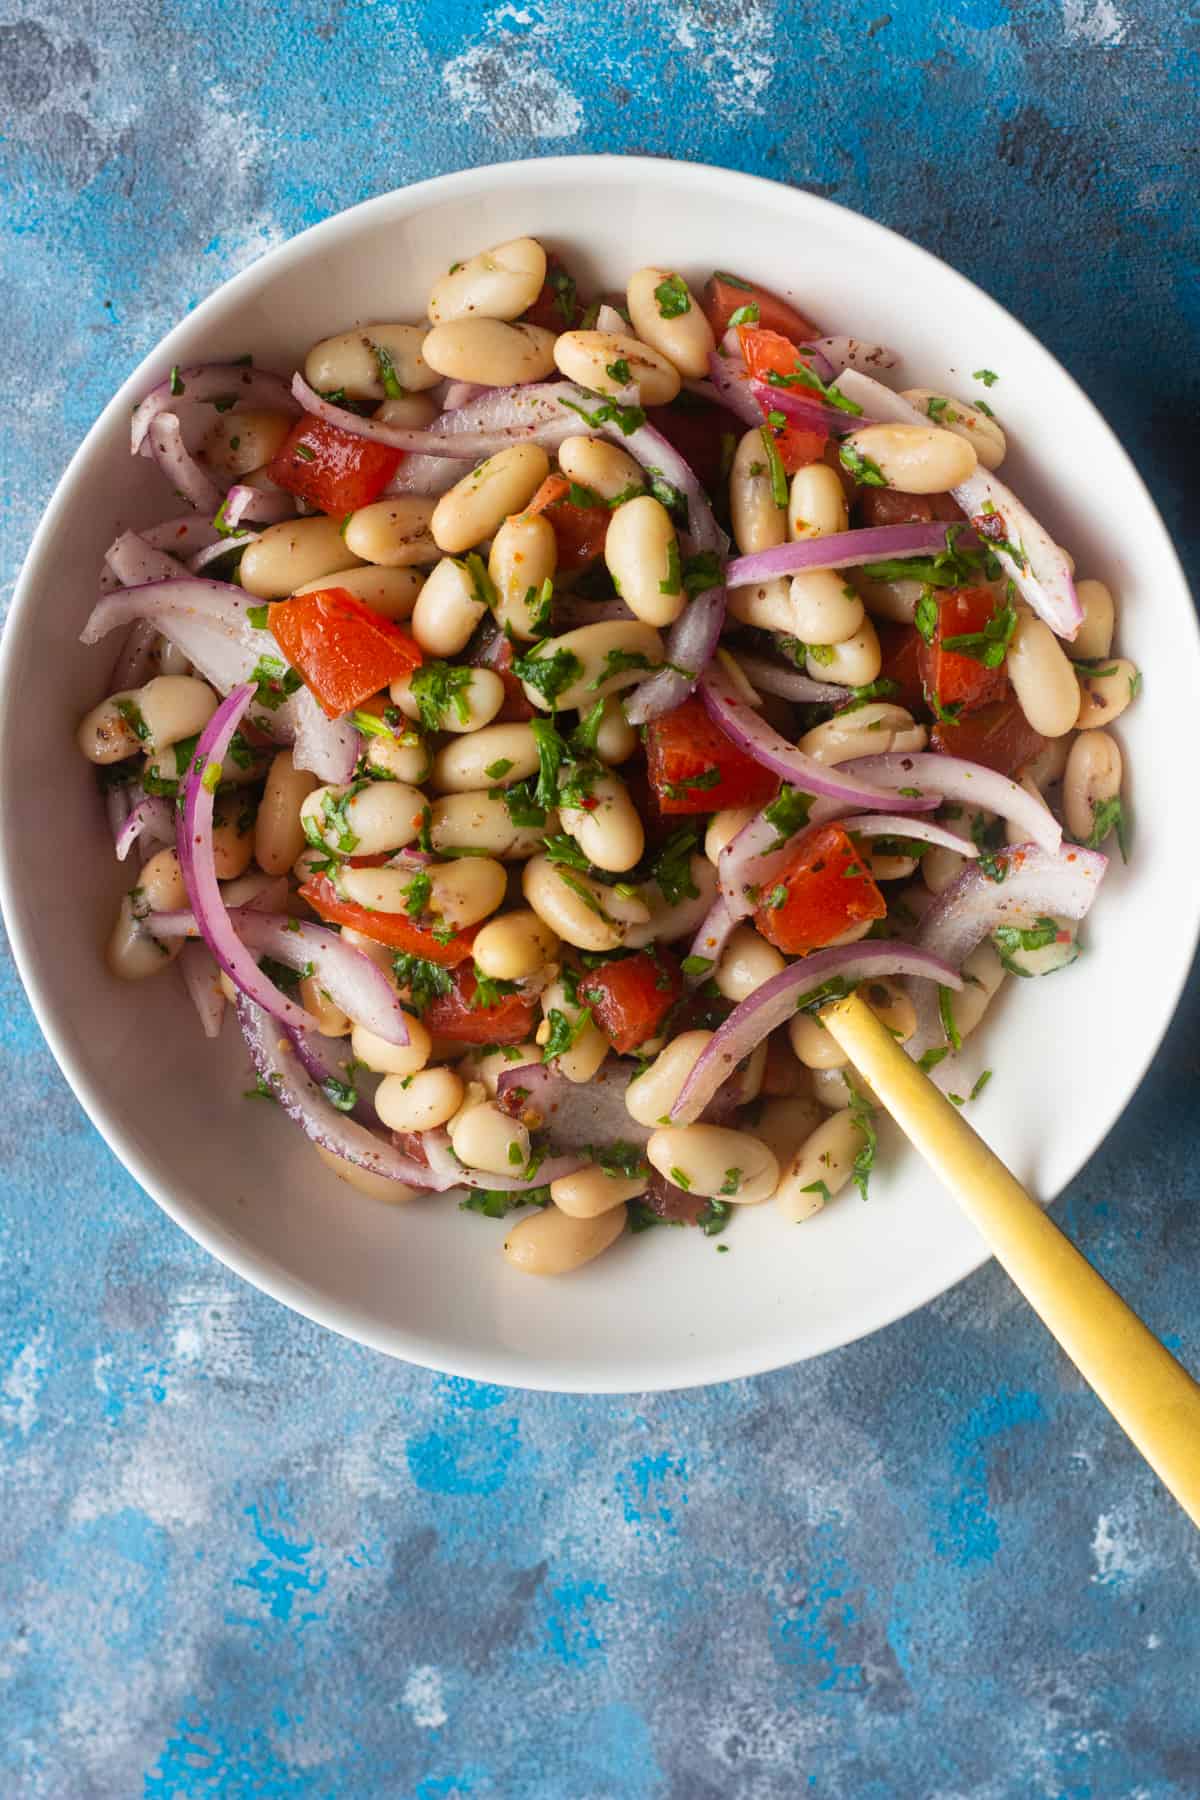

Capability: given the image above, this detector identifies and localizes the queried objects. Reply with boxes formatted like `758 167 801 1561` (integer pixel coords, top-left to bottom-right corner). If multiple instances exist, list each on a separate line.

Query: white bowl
2 156 1196 1393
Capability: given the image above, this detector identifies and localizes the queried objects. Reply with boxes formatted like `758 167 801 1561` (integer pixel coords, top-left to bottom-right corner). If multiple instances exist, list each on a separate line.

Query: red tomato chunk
918 586 1010 718
524 473 609 571
702 272 821 345
736 325 827 473
753 823 886 955
269 587 422 719
580 950 684 1054
646 696 778 814
930 697 1048 778
423 967 538 1044
298 876 475 965
267 417 402 515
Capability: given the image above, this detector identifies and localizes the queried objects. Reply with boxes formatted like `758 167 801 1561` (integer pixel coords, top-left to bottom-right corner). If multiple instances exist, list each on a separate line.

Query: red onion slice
441 380 491 410
840 752 1061 856
553 595 637 630
683 894 740 985
292 373 573 460
699 662 936 812
602 410 725 554
237 996 436 1187
496 1059 651 1149
178 942 225 1040
109 620 161 690
147 413 226 514
834 369 1082 639
131 364 300 455
706 349 761 426
725 522 976 590
807 336 897 375
224 483 297 527
670 943 964 1124
840 813 981 857
748 376 875 438
420 1128 585 1194
624 584 726 725
383 455 463 498
115 794 175 862
188 533 256 573
733 651 845 705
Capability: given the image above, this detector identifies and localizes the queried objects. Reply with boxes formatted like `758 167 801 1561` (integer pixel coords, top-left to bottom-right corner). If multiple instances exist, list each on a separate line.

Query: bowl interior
2 156 1197 1392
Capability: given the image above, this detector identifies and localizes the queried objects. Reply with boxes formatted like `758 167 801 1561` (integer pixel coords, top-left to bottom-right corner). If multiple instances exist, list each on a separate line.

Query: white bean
304 323 439 399
726 577 795 634
301 780 426 857
254 751 317 874
364 729 431 786
625 1031 713 1127
798 703 925 765
774 1111 867 1222
376 1066 465 1133
647 1125 778 1205
503 1204 626 1276
841 423 978 493
852 570 924 625
922 841 969 895
593 694 638 765
1008 613 1081 737
108 893 180 979
1063 729 1123 843
430 791 551 860
518 621 665 713
730 426 787 555
806 619 882 688
523 854 649 953
431 723 540 793
625 268 715 378
392 666 504 734
427 237 546 324
900 389 1006 470
789 462 850 540
298 975 349 1037
351 1014 432 1078
490 513 558 641
941 941 1004 1043
342 497 437 568
473 909 558 981
559 769 644 872
557 435 644 503
338 858 506 931
431 444 550 555
294 564 423 621
422 318 557 387
753 1096 825 1170
410 557 489 656
138 848 188 913
201 410 293 479
705 808 756 865
315 1143 422 1204
550 1166 647 1218
1074 658 1138 730
240 516 365 599
553 329 681 404
448 1098 530 1176
788 571 865 645
714 926 786 1002
475 1042 541 1098
374 392 439 429
537 978 609 1083
604 495 684 628
211 794 255 879
1070 578 1116 662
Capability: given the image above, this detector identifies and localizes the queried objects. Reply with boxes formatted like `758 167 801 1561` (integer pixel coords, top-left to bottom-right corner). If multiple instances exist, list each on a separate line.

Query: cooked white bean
754 1096 825 1170
304 323 439 399
900 389 1006 470
706 808 756 866
392 666 504 734
138 848 188 913
410 556 489 656
592 694 638 765
1063 729 1123 843
211 794 254 880
726 576 795 634
625 1031 713 1127
1020 734 1071 789
806 619 881 688
604 495 683 628
622 855 717 949
342 497 437 568
647 1125 778 1205
298 974 350 1038
557 435 644 502
422 318 557 387
339 857 506 931
143 731 259 793
490 513 558 641
351 1014 432 1078
473 910 558 981
240 516 366 598
315 1143 421 1204
550 1166 647 1218
774 1111 867 1222
730 426 787 555
814 1064 881 1112
841 423 977 493
448 1098 530 1176
518 621 665 712
364 729 432 785
475 1042 541 1098
1008 613 1081 738
201 410 294 479
294 564 423 621
374 392 440 429
503 1204 626 1276
553 329 681 404
431 722 540 792
861 843 919 882
523 854 649 952
300 780 425 857
941 940 1004 1043
1075 657 1138 730
798 702 925 765
714 926 786 1002
851 570 924 625
625 268 715 378
1070 578 1116 662
790 976 915 1071
431 444 550 556
376 1066 465 1133
788 571 865 645
789 462 850 540
788 1009 848 1071
559 769 644 872
430 791 551 860
922 840 969 895
108 894 180 979
537 977 609 1083
428 237 546 324
77 694 148 764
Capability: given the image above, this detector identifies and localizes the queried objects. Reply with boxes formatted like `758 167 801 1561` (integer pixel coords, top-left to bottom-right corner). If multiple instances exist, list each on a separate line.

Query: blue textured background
2 4 1199 1794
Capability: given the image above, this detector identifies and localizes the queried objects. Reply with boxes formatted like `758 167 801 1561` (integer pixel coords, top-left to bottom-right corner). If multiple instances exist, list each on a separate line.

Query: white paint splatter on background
403 1665 448 1729
168 1279 260 1383
673 0 775 117
443 42 582 139
1061 0 1128 46
1090 1507 1152 1585
70 1422 211 1528
2 1329 48 1436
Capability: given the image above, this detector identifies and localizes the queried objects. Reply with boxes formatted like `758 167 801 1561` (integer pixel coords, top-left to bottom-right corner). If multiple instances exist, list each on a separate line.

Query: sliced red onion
440 380 491 410
834 369 1082 638
383 454 462 497
178 942 225 1040
148 413 226 514
291 696 359 784
683 894 740 985
725 521 974 590
292 373 572 460
840 813 981 857
105 780 138 849
188 533 256 573
109 620 161 689
682 378 724 407
908 842 1108 1065
705 349 761 426
732 651 845 705
553 594 637 630
131 364 300 455
237 996 436 1186
594 302 627 335
807 336 897 375
748 376 872 438
105 529 191 589
223 483 297 527
624 584 726 726
115 794 175 863
284 1022 379 1127
840 752 1061 856
699 662 935 812
419 1128 585 1194
496 1059 651 1149
604 410 724 554
670 942 964 1124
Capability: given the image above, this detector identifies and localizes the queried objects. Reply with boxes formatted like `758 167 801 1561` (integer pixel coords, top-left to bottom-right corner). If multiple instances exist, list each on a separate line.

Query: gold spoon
820 990 1200 1527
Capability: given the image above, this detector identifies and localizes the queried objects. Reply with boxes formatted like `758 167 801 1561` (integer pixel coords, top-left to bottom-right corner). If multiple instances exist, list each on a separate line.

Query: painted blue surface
2 2 1199 1793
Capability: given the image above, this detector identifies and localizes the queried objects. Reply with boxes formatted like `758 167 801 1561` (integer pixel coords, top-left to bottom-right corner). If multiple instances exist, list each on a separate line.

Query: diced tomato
580 949 684 1055
298 875 475 964
469 626 536 721
524 473 610 571
875 620 926 715
736 326 827 473
644 398 745 496
930 697 1048 777
646 696 779 814
422 966 538 1044
853 486 964 528
753 823 886 955
702 272 821 345
917 586 1010 718
521 252 586 331
269 587 422 720
266 417 402 515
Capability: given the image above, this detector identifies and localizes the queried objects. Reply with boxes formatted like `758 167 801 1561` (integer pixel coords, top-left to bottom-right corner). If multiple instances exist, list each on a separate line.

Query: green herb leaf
542 1006 593 1062
246 603 270 630
839 443 887 487
371 341 405 400
250 653 302 712
512 645 583 709
759 425 789 508
560 395 646 438
654 274 691 319
409 661 475 733
652 826 700 906
763 784 813 848
973 369 1000 387
938 984 962 1052
391 952 453 1014
726 301 760 328
697 1197 731 1236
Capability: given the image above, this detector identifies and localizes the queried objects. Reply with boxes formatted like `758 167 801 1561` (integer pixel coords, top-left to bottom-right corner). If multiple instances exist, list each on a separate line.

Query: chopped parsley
560 394 646 437
653 273 691 318
970 1069 993 1101
543 834 592 872
496 778 547 831
661 766 721 803
938 985 962 1052
566 480 605 509
200 760 222 795
321 1076 359 1113
605 357 633 386
970 811 1008 883
917 1047 950 1073
941 598 1017 668
659 539 682 597
547 264 578 325
763 784 812 848
511 644 583 709
250 653 303 711
391 952 453 1014
839 443 887 486
681 954 713 977
763 884 788 910
847 1086 878 1200
471 967 521 1010
765 359 864 417
590 647 659 691
401 872 432 918
409 661 474 732
652 827 700 905
914 590 939 645
973 369 1000 387
669 1165 692 1191
246 603 270 630
294 444 316 462
863 522 1000 591
682 550 723 597
727 301 760 328
1077 794 1130 861
542 1006 593 1063
759 425 789 508
114 697 150 743
460 1186 551 1219
697 1198 731 1236
455 551 499 614
371 341 405 399
484 757 514 781
718 1168 742 1197
169 365 185 396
